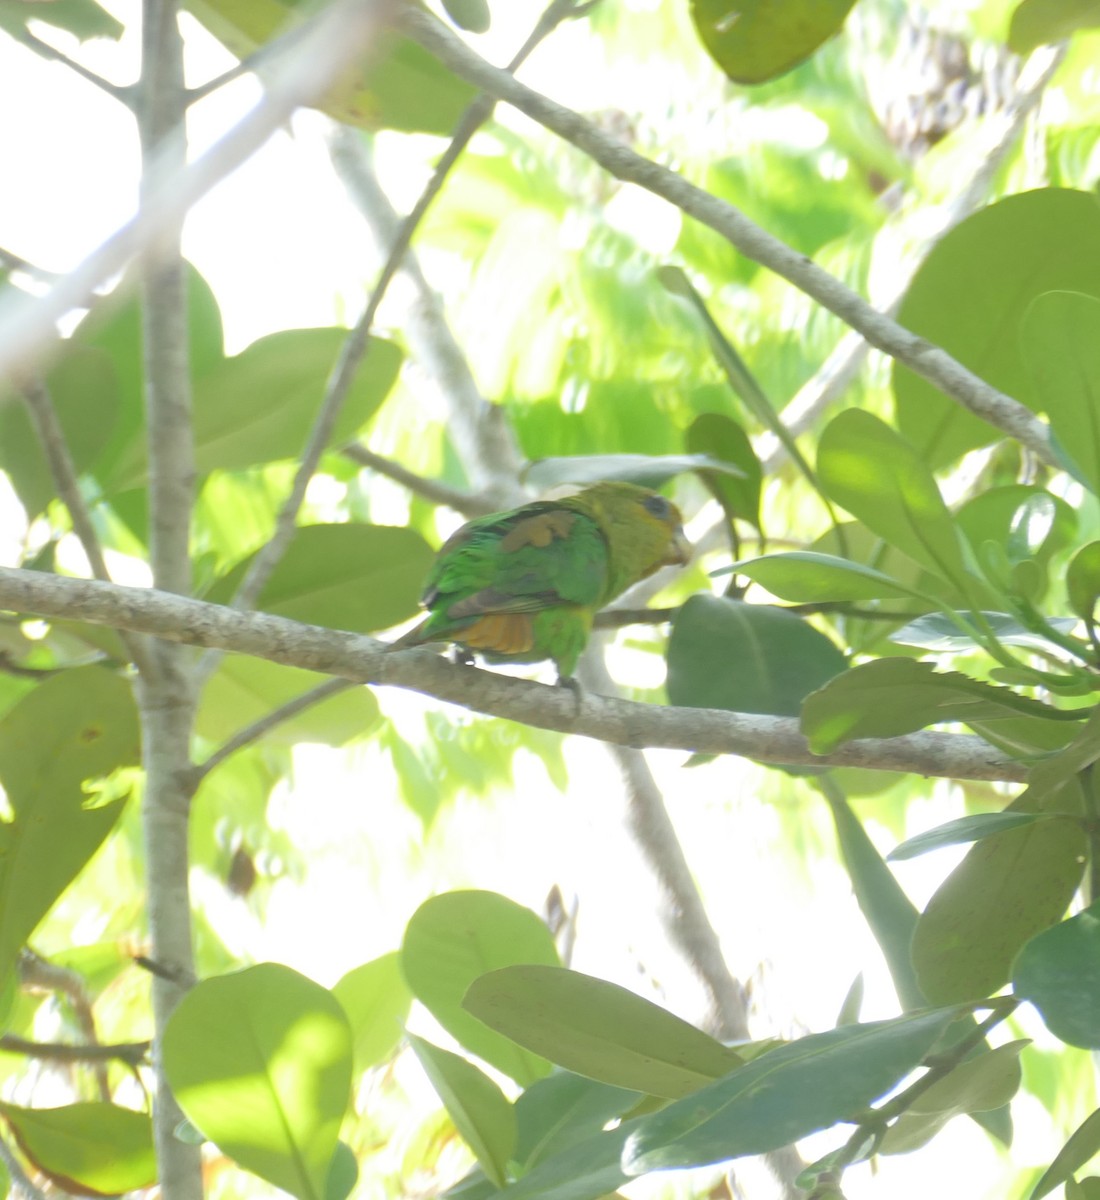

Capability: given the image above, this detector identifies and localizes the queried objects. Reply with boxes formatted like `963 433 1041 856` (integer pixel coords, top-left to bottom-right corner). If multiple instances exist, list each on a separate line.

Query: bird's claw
556 673 583 718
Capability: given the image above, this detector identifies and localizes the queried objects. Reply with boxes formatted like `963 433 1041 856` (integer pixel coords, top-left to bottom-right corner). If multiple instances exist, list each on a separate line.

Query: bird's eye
641 494 671 519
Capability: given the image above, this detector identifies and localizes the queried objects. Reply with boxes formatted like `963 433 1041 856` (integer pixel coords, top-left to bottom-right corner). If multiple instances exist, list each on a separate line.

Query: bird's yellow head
562 481 691 603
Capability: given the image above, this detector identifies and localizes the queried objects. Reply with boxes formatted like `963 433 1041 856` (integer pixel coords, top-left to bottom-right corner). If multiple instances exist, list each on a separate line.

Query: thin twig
394 6 1056 467
0 1034 150 1066
0 567 1033 783
193 676 354 782
18 377 154 675
13 28 133 104
341 443 495 514
330 132 525 505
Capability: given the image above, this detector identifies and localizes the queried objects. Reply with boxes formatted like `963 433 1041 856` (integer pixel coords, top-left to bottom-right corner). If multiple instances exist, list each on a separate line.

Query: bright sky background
0 2 1080 1197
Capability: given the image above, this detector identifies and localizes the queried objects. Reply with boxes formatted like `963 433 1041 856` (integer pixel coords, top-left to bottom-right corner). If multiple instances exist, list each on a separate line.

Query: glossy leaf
463 965 743 1098
801 658 1074 755
825 791 924 1011
688 0 856 84
1068 542 1100 621
668 594 847 717
894 189 1100 468
522 452 743 490
0 347 118 517
332 953 412 1075
0 1102 155 1196
728 550 924 602
888 812 1049 861
1021 291 1100 496
817 409 974 597
80 262 224 495
878 1041 1027 1155
685 412 762 530
205 523 434 633
912 799 1086 1005
889 611 1078 653
0 666 139 988
496 1121 638 1200
441 0 490 32
163 963 353 1200
1013 900 1100 1048
1009 0 1100 53
325 1142 359 1200
409 1035 516 1187
1027 1107 1100 1199
183 0 476 134
622 1008 960 1171
0 0 122 40
513 1072 640 1170
401 891 559 1085
109 330 400 487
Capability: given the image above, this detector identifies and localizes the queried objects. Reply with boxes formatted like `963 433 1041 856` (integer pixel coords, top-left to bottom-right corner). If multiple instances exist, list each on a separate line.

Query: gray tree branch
136 0 201 1190
0 567 1030 783
393 4 1056 467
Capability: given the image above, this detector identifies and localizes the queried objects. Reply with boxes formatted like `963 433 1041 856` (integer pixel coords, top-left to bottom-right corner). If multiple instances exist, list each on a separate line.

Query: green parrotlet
396 481 691 679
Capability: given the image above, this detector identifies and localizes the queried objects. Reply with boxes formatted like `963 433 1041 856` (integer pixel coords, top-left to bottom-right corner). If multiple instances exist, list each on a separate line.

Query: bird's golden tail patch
459 613 536 655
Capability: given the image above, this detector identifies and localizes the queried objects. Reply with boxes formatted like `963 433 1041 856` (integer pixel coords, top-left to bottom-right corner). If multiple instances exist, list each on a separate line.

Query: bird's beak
664 527 692 567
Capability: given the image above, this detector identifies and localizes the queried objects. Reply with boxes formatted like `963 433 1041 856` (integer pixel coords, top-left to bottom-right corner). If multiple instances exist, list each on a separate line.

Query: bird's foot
450 646 476 667
555 672 583 718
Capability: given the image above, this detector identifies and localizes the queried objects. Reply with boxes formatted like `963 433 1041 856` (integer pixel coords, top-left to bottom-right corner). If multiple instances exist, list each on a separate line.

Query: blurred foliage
7 0 1100 1197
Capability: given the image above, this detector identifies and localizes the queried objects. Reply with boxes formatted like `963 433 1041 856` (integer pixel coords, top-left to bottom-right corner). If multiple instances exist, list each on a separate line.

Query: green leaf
441 0 490 32
888 813 1049 861
0 347 119 518
463 965 743 1099
332 952 412 1075
163 963 352 1200
401 891 559 1086
728 550 924 602
513 1072 640 1170
109 330 401 487
894 189 1100 468
957 486 1077 576
183 0 475 134
205 524 434 632
685 413 762 530
824 790 924 1011
409 1035 516 1187
1013 900 1100 1048
1021 291 1100 497
817 409 974 597
911 796 1086 1005
1068 542 1100 621
522 453 743 490
1027 1107 1100 1199
0 1102 155 1195
0 666 139 988
889 612 1078 653
1009 0 1100 53
668 594 847 718
80 262 224 498
801 659 1075 755
0 0 123 40
688 0 857 84
196 659 379 747
878 1041 1027 1155
622 1008 961 1171
496 1122 638 1200
325 1142 359 1200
